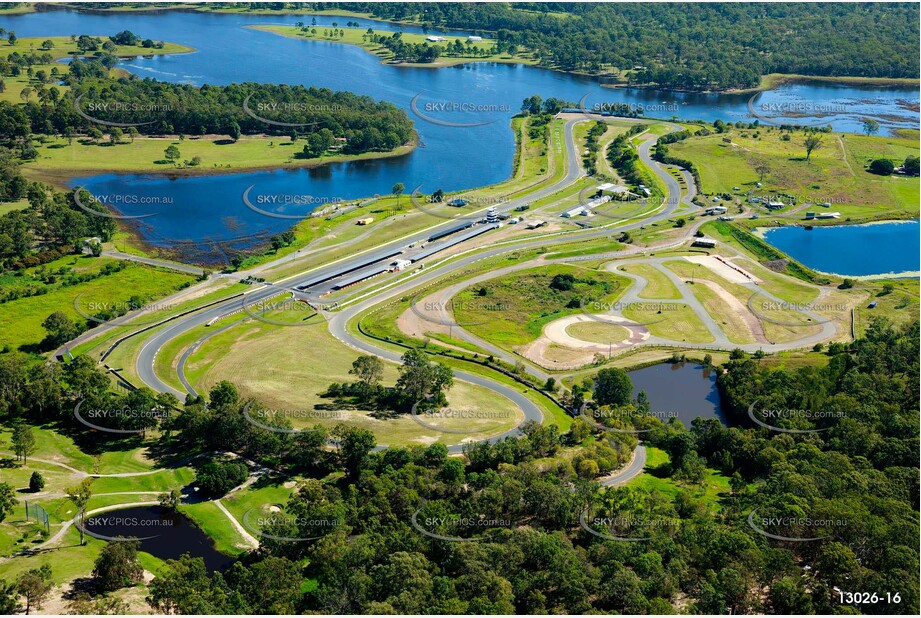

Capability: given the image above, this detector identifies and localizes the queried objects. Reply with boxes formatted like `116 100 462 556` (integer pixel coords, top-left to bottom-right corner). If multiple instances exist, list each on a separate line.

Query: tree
803 134 822 160
93 540 144 592
228 120 241 142
12 423 36 464
65 593 129 615
0 483 15 523
109 127 123 144
208 380 238 409
750 156 770 182
392 182 405 209
349 354 384 394
868 158 894 175
903 155 920 176
195 459 248 496
66 478 94 545
395 348 453 404
127 126 138 143
158 488 181 510
861 118 880 137
0 579 20 615
164 144 180 163
29 471 44 492
594 367 633 407
17 565 52 615
147 555 219 614
334 424 376 479
41 311 79 347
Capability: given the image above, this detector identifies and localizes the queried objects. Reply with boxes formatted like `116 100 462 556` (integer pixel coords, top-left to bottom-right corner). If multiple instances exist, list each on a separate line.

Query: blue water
3 7 918 252
763 220 920 276
629 363 728 426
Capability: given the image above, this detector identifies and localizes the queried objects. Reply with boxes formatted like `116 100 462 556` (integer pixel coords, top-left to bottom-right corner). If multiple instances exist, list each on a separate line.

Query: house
426 35 445 42
597 183 637 200
767 200 786 210
356 218 374 225
526 219 546 229
330 136 347 151
468 35 483 42
561 206 591 218
704 206 727 215
585 195 612 209
692 238 717 248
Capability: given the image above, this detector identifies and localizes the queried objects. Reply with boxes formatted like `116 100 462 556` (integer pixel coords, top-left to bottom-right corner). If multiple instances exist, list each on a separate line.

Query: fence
24 501 50 533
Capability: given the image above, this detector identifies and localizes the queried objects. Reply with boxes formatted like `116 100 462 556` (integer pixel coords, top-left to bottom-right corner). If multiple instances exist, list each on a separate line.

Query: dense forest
0 47 415 148
115 2 921 90
0 318 917 613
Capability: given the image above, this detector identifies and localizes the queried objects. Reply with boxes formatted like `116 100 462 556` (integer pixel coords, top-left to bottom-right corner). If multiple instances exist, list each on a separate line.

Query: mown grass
453 264 630 348
564 321 630 344
618 263 681 299
0 255 194 352
622 302 714 344
24 134 414 179
182 311 523 447
669 127 919 221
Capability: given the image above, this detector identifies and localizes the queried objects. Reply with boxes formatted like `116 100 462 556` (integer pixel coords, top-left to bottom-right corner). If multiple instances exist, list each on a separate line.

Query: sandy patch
695 279 768 343
684 255 761 284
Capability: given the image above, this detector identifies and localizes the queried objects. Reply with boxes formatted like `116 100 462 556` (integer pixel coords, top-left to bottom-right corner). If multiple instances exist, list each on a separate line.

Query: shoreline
23 7 921 94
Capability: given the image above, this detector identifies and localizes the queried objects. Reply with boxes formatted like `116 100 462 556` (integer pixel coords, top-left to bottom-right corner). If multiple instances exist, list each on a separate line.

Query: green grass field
618 263 681 299
0 255 194 352
564 321 630 344
622 302 714 344
179 311 523 447
24 134 414 182
669 127 919 221
453 264 629 348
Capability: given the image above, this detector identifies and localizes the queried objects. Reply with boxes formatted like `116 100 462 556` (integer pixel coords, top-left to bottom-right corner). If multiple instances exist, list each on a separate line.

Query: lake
762 220 920 276
629 362 728 426
3 7 918 253
84 505 236 572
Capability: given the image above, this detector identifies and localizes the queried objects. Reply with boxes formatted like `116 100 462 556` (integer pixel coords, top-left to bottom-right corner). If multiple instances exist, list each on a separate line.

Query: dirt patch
684 255 761 284
695 279 768 343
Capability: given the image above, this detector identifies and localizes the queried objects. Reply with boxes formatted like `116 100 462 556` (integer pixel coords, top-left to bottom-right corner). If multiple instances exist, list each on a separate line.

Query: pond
762 220 920 277
84 505 235 572
628 362 728 427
